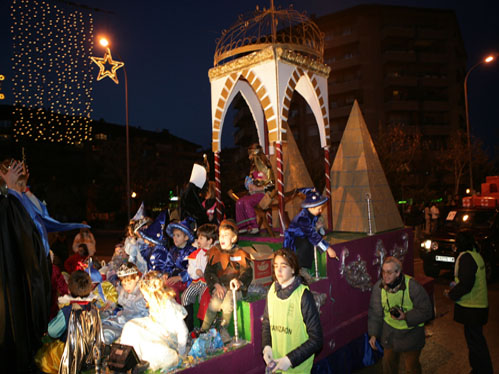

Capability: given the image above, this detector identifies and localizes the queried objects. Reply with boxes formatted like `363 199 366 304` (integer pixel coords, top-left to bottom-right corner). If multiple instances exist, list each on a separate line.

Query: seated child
284 188 337 274
64 243 88 274
48 270 96 342
37 270 102 374
102 243 129 286
82 259 118 318
102 262 148 344
138 210 169 270
159 217 196 303
124 221 149 274
181 223 217 330
201 219 253 344
120 271 188 371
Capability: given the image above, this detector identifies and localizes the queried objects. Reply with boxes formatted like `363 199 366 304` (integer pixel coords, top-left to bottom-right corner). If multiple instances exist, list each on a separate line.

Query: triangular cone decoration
330 100 403 233
270 123 314 226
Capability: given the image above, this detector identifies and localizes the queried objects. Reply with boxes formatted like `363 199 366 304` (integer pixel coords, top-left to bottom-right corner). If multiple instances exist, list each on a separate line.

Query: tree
373 123 425 200
437 130 468 196
435 130 496 196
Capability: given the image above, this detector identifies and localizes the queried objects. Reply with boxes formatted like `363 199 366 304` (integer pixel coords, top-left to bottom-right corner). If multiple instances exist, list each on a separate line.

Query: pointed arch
211 69 277 152
281 68 330 147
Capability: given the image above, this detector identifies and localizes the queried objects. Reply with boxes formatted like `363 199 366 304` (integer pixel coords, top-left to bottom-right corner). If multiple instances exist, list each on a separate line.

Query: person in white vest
445 231 493 374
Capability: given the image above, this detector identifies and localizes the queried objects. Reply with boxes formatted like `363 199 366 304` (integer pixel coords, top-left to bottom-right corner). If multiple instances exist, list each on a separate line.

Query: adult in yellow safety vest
368 256 433 374
262 248 323 373
446 231 493 374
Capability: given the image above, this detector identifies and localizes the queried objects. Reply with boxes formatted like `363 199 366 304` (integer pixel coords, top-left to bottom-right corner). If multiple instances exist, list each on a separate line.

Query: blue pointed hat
140 210 168 246
166 217 196 243
85 259 106 302
299 188 328 208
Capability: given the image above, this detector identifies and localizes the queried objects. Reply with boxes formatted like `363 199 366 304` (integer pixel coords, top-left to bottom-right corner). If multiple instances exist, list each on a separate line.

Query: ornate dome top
214 3 324 66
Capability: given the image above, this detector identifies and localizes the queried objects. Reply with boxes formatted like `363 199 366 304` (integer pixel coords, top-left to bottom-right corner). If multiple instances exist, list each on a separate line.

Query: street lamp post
96 38 131 221
463 54 495 194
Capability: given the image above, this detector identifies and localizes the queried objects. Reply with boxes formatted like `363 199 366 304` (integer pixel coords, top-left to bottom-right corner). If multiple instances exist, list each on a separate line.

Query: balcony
382 50 416 63
420 76 448 87
381 26 415 39
329 105 352 119
417 28 448 40
384 76 418 87
384 100 419 111
330 79 361 94
421 101 448 111
328 56 361 70
418 52 447 63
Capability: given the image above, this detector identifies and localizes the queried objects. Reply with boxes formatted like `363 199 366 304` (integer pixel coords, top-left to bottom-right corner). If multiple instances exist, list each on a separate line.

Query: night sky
0 0 498 153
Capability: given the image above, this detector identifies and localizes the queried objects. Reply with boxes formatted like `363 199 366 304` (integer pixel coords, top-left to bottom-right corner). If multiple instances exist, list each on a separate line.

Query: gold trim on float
209 46 331 81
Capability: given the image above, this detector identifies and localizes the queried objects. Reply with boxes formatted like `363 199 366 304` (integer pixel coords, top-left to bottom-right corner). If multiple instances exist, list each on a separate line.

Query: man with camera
368 257 433 374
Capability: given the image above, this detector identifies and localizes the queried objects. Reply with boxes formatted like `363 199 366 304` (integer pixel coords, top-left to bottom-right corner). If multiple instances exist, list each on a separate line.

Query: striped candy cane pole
214 151 222 223
324 146 332 230
276 141 285 235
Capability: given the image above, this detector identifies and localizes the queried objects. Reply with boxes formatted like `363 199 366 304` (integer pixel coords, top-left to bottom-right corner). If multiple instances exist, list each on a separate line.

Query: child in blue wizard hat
138 210 169 271
162 217 196 303
283 188 338 272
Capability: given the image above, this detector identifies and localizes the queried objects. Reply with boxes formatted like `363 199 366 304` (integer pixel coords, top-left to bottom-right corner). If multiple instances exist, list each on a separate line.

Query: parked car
419 207 499 281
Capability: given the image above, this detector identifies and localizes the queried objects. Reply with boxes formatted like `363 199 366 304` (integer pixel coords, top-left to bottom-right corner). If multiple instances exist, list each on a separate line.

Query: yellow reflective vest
268 282 313 373
381 275 423 330
455 250 488 308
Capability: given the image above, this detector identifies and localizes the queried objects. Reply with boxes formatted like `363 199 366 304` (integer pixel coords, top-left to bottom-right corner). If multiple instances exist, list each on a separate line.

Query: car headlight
421 240 432 251
431 241 439 250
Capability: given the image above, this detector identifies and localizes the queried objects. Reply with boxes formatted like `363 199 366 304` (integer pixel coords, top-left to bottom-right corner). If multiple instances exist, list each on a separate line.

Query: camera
389 307 402 318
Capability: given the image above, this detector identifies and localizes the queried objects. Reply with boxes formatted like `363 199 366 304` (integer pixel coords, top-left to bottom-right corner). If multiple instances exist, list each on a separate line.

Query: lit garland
0 74 4 100
10 0 94 144
90 48 124 84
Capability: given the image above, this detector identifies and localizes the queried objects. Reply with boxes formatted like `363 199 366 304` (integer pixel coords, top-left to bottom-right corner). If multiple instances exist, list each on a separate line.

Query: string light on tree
10 0 94 144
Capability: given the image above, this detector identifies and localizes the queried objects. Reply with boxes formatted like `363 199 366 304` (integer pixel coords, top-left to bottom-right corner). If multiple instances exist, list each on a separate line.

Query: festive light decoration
90 48 124 84
0 74 4 100
10 0 94 144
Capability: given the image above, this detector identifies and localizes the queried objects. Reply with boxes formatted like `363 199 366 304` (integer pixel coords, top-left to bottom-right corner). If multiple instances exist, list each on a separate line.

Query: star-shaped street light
90 48 124 84
91 36 132 220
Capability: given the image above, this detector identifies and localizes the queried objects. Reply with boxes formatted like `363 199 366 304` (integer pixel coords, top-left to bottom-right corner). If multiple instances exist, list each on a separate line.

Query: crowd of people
1 155 494 374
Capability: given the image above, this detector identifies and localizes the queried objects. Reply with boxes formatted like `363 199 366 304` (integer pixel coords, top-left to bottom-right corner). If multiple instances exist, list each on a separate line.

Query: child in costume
236 143 275 234
64 243 89 273
125 202 150 274
82 259 118 318
284 188 337 272
102 262 149 344
36 270 100 374
102 243 129 286
47 270 96 342
120 271 189 371
181 223 217 330
159 217 196 303
139 210 169 271
261 248 323 373
201 219 253 344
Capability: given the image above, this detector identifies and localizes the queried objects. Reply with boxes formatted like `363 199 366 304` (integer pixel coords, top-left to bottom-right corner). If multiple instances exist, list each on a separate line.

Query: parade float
172 2 433 373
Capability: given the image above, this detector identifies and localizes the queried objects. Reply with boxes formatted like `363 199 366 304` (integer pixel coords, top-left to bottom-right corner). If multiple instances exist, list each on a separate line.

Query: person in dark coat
262 248 323 373
368 256 433 374
446 231 493 374
0 160 51 373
